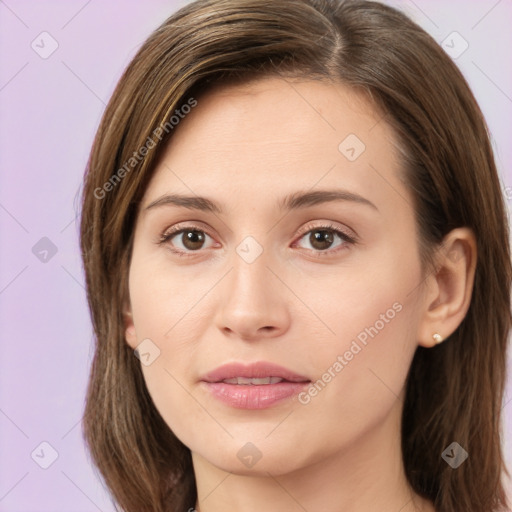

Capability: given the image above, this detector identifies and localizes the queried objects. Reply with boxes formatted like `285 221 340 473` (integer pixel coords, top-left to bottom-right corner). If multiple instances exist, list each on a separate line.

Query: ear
122 300 138 349
416 227 477 348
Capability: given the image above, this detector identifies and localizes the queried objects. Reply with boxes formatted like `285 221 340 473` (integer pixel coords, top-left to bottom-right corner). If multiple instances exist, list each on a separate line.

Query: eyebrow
144 188 378 214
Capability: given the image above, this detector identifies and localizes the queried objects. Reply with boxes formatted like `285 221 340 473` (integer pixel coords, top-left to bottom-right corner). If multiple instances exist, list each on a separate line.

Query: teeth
222 377 284 385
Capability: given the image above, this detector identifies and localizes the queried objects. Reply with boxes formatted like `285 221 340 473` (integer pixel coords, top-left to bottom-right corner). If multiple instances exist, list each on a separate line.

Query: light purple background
1 1 511 510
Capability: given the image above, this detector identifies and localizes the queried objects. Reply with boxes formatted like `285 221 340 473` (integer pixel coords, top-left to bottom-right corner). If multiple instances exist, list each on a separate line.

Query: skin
123 76 476 512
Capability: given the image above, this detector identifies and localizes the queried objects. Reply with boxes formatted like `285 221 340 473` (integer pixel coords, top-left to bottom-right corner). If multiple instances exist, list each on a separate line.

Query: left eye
293 225 354 253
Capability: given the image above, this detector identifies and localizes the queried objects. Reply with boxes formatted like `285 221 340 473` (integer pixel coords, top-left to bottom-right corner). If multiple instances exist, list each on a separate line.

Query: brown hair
79 1 512 511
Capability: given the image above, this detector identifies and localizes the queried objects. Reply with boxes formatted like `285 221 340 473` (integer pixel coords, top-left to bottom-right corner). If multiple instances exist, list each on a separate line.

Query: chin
201 450 300 476
191 434 321 477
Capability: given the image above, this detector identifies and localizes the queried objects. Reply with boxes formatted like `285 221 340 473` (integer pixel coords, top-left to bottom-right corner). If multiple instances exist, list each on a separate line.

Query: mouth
200 362 311 409
220 376 290 385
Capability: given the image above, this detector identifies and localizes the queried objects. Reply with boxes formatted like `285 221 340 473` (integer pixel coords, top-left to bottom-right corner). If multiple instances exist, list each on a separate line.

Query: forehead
168 76 385 152
142 76 406 215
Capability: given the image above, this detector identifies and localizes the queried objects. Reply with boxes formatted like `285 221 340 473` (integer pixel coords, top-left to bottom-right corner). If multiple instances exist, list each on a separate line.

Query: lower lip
202 381 309 409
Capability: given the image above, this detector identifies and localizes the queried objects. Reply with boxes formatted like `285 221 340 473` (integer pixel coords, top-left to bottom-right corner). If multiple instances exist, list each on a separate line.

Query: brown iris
308 229 335 251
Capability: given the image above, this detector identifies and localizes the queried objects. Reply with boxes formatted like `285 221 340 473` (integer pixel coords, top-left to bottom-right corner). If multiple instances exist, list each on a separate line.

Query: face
124 76 428 475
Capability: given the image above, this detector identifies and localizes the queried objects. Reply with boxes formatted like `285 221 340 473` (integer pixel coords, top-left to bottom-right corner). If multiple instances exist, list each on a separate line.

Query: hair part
79 1 511 510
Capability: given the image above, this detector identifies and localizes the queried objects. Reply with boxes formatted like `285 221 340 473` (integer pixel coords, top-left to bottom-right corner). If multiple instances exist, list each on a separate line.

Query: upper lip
201 362 310 383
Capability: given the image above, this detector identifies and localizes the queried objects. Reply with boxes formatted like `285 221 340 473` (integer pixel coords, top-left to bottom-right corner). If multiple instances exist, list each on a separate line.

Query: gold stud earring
432 333 443 344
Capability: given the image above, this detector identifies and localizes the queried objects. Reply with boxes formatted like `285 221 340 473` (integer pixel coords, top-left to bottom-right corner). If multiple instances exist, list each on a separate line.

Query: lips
222 376 284 385
200 362 310 409
201 361 310 383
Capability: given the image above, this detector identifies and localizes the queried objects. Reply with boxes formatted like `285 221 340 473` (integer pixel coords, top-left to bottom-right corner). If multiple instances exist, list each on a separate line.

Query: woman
79 0 511 511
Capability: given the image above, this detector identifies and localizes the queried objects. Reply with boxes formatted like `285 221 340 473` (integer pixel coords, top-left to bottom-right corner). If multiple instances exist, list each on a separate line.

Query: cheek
127 253 217 442
128 248 213 340
294 254 422 434
141 360 207 439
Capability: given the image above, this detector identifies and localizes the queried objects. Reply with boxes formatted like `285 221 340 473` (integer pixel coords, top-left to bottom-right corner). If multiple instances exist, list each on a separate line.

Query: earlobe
416 227 477 348
123 308 138 349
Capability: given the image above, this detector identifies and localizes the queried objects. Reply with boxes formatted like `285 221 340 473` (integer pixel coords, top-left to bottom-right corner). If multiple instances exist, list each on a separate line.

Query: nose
213 247 291 342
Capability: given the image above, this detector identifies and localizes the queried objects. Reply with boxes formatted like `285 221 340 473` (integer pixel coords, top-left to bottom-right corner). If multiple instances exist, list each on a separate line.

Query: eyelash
158 222 357 259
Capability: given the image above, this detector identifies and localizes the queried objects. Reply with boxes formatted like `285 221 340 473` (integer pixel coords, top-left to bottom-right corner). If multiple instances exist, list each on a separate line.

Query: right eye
158 224 217 256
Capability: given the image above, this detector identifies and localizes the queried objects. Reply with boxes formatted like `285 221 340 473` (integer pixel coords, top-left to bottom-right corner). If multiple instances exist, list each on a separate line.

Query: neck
191 397 435 512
